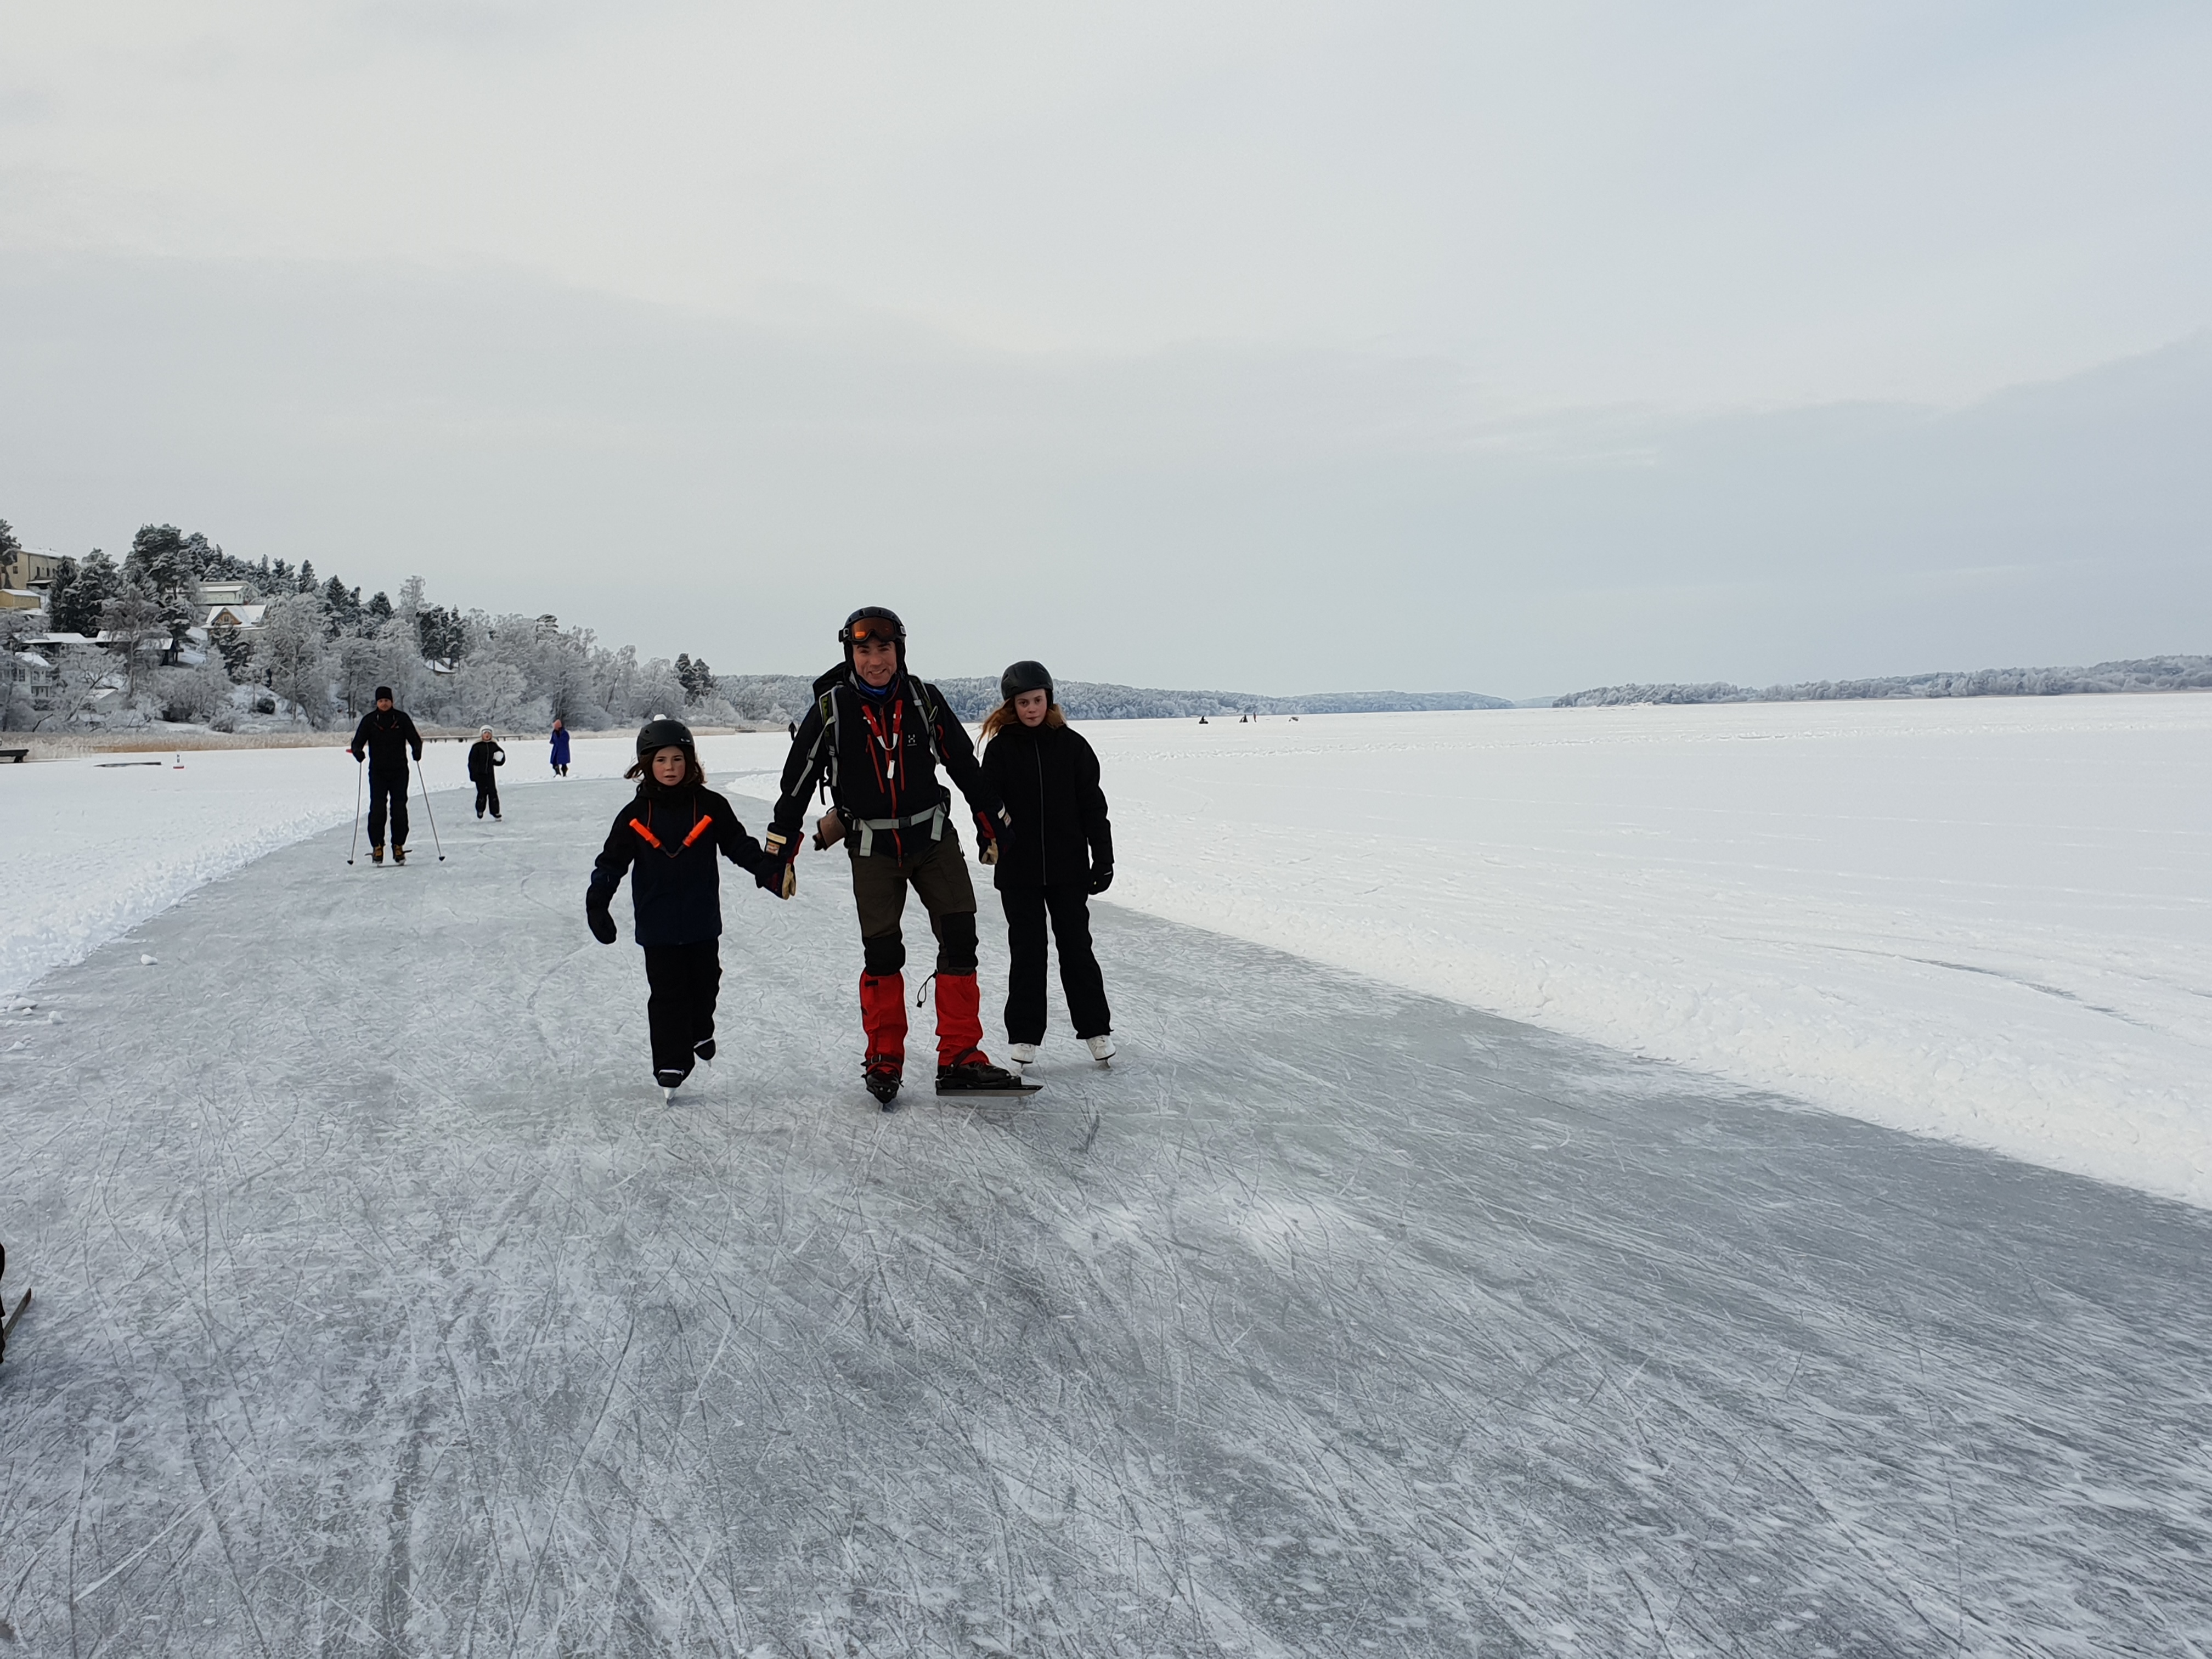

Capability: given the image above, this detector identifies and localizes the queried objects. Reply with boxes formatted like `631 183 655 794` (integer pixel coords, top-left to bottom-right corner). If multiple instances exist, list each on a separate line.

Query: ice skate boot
370 844 385 866
1086 1035 1116 1067
1006 1042 1039 1075
935 1049 1041 1098
657 1068 688 1103
392 845 408 865
864 1056 902 1109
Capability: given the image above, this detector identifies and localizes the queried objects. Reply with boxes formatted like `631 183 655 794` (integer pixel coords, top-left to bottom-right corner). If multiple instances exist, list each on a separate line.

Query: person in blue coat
586 720 787 1097
550 716 572 776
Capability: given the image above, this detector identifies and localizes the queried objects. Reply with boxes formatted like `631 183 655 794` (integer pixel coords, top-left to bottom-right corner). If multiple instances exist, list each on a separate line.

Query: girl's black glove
585 889 618 944
1087 864 1114 895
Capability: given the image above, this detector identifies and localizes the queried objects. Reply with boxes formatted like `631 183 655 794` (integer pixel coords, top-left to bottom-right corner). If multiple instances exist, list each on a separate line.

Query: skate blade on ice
935 1081 1043 1099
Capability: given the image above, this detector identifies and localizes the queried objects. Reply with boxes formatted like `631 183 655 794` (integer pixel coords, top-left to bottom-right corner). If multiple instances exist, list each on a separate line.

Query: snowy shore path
2 779 2208 1656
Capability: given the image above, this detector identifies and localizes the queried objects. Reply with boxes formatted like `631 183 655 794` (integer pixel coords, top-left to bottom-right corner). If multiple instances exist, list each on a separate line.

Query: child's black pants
475 781 500 817
1000 885 1111 1043
643 939 721 1080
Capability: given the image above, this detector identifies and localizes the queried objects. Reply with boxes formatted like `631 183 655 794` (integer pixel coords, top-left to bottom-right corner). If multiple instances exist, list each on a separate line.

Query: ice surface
1 780 2207 1654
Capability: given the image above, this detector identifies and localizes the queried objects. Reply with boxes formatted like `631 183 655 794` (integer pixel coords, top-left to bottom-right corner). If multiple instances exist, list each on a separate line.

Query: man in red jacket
766 607 1035 1109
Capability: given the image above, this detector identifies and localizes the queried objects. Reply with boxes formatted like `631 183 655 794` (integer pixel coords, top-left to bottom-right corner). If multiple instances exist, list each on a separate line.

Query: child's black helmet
1000 660 1053 704
636 717 696 757
840 607 906 670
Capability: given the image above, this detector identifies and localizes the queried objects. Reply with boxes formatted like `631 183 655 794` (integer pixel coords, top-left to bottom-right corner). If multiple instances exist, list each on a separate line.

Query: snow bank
0 731 788 1005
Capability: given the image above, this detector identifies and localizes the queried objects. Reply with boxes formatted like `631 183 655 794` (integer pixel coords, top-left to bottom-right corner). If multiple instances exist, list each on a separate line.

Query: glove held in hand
585 891 618 945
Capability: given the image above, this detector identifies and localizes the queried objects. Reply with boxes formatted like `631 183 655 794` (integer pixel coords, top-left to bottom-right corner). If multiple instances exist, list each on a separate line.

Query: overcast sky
3 1 2207 696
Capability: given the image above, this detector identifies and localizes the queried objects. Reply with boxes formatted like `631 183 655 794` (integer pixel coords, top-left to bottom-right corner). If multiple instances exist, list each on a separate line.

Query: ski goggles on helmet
841 610 905 646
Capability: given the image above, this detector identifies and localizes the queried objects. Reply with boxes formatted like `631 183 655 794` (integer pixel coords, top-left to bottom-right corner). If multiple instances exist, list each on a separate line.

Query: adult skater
978 661 1115 1071
550 716 571 777
586 719 786 1098
349 686 422 865
467 726 506 820
765 606 1030 1108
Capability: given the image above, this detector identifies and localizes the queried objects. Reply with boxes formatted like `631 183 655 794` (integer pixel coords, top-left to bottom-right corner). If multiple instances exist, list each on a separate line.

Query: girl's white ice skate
1006 1042 1039 1075
1086 1035 1116 1066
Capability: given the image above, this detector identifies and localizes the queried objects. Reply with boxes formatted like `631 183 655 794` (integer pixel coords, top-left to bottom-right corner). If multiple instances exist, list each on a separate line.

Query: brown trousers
850 831 979 977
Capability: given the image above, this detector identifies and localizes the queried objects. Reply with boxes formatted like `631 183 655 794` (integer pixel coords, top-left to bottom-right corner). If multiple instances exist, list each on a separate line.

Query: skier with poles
349 686 423 865
978 661 1116 1073
585 719 787 1099
468 726 506 820
765 606 1034 1109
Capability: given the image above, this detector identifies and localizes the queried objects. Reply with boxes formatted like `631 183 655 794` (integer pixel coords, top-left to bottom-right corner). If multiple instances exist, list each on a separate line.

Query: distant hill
1554 656 2212 709
717 674 1511 724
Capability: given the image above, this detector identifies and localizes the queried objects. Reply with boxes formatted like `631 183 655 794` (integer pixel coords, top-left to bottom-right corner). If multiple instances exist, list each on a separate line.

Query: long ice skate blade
936 1083 1043 1098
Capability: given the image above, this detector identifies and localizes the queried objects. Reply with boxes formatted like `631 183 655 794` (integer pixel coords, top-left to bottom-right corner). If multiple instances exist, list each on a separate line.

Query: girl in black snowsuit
467 726 506 819
586 719 786 1096
977 661 1115 1070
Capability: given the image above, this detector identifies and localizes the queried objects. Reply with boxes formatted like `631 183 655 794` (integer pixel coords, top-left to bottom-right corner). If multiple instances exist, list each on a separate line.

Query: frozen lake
2 777 2207 1654
7 696 2209 1205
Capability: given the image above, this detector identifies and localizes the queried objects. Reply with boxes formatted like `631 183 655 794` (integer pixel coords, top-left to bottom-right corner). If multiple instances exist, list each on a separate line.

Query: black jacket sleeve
349 713 373 760
402 713 424 761
771 697 832 843
589 807 639 899
492 744 505 768
928 683 1003 820
705 791 771 876
1075 731 1113 868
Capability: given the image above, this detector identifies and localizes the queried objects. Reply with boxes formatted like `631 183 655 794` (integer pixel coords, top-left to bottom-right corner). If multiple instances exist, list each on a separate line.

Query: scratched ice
1 779 2207 1655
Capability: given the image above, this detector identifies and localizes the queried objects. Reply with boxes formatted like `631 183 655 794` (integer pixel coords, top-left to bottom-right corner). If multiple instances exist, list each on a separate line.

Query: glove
352 750 364 764
585 890 618 945
975 808 1008 867
763 829 800 899
1088 864 1114 895
812 809 847 851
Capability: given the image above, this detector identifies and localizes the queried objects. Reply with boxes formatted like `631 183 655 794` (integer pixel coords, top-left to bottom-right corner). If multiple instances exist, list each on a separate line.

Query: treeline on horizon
1553 657 2212 708
1 520 730 733
5 517 1514 732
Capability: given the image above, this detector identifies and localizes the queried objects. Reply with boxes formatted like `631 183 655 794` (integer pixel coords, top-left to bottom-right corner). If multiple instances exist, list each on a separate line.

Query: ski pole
415 767 446 862
347 758 364 865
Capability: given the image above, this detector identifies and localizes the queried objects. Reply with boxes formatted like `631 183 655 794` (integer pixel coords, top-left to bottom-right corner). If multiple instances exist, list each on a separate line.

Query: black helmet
840 606 906 669
1000 660 1053 704
635 717 696 757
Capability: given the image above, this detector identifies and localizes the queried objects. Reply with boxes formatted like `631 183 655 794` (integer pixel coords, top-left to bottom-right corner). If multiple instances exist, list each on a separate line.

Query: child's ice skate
1006 1042 1039 1076
1086 1035 1116 1068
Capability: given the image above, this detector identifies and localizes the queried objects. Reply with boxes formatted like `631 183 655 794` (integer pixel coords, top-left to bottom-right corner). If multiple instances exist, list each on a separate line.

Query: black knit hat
374 685 394 701
635 717 696 757
1000 660 1053 704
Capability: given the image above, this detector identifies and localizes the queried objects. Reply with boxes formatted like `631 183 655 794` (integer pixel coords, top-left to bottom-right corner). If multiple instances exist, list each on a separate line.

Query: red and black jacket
589 786 771 946
770 668 1003 861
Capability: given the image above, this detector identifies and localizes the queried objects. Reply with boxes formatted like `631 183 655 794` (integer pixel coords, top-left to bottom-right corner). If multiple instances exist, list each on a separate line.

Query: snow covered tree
50 551 115 636
256 592 332 726
98 584 167 703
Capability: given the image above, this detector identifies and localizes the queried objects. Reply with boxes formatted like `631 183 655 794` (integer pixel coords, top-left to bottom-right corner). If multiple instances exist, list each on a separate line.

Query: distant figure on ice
549 718 571 777
979 661 1115 1074
468 726 505 820
765 606 1031 1109
585 719 786 1099
349 686 422 866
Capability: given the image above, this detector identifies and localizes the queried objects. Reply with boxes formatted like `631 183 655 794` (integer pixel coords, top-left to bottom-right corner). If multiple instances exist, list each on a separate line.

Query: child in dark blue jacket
587 719 786 1096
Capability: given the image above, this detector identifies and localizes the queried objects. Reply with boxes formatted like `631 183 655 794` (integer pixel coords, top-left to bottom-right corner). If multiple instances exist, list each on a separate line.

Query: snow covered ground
1089 697 2212 1208
3 780 2207 1654
4 695 2208 1203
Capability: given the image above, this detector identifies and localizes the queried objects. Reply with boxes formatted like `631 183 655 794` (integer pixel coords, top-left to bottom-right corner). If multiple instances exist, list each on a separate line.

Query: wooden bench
0 748 27 764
